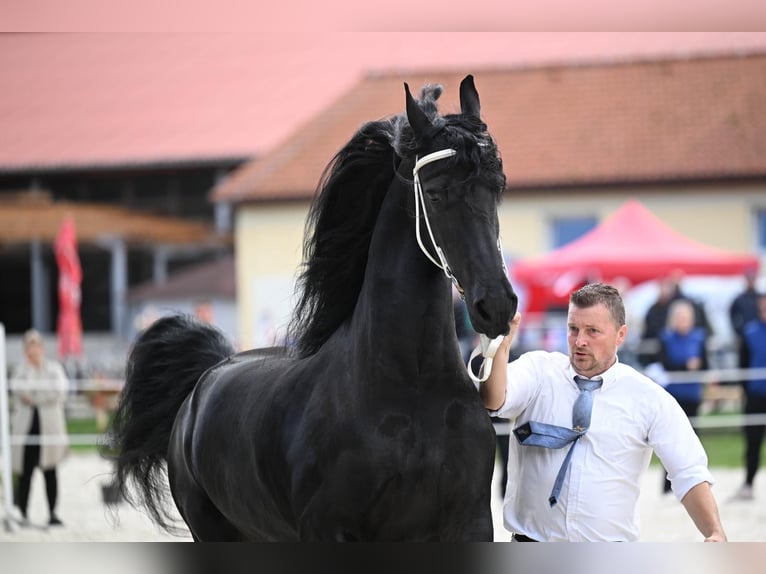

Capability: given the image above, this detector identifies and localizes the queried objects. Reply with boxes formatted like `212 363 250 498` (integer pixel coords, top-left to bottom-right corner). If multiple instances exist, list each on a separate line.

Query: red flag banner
54 215 83 358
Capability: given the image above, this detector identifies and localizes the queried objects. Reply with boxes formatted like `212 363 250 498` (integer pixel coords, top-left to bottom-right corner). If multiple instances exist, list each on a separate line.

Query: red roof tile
128 255 235 301
212 53 766 202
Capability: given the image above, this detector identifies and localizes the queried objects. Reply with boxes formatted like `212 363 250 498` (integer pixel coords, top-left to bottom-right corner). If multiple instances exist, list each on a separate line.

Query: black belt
511 533 538 542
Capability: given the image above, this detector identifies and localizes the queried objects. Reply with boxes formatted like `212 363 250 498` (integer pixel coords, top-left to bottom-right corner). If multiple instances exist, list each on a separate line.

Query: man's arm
680 481 727 542
479 313 521 411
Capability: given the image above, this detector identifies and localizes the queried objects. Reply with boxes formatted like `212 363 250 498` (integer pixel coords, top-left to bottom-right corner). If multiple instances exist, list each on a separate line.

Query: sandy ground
1 452 763 542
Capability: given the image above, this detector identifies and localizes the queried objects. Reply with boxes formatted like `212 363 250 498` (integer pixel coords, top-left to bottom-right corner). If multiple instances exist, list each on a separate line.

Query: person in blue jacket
732 292 766 500
659 299 709 494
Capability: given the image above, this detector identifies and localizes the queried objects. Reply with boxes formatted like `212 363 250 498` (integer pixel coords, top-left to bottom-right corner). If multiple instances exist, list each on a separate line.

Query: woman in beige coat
10 329 69 526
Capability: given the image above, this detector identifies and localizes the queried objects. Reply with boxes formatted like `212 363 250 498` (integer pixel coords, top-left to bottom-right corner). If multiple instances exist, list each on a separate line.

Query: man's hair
570 283 626 327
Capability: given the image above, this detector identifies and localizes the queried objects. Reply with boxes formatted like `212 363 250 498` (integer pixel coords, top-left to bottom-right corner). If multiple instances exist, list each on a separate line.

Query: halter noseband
412 149 465 296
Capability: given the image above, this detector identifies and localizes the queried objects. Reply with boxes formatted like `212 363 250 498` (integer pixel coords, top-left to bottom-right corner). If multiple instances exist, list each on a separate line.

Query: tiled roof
128 255 235 301
212 53 766 202
4 34 766 173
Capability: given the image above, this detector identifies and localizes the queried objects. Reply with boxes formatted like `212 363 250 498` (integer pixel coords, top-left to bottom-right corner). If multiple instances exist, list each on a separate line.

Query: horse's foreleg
437 463 494 542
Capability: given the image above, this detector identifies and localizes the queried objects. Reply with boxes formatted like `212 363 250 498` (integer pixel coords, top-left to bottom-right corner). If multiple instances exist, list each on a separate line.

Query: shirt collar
566 354 620 390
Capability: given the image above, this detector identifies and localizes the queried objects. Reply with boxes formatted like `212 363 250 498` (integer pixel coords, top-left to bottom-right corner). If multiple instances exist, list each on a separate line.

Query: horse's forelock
390 84 446 158
418 83 442 121
419 83 443 102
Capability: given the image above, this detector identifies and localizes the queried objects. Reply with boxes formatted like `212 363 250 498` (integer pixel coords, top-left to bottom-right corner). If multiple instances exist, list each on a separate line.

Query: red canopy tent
511 200 759 312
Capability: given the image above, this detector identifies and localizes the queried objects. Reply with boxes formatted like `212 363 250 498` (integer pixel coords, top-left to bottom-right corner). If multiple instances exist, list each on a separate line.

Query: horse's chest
372 397 493 462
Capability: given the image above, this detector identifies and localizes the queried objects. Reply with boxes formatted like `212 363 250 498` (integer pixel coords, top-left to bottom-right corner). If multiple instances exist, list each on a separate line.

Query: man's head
23 329 45 367
658 272 682 302
745 268 758 289
567 283 627 378
667 299 695 335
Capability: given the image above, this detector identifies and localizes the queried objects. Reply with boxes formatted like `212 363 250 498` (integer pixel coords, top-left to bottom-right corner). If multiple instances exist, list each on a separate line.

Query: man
639 272 712 366
729 269 761 390
480 283 726 542
732 292 766 500
657 299 708 494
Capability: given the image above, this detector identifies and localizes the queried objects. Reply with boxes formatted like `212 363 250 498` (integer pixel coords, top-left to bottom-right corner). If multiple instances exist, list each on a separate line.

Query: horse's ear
405 82 430 138
459 75 481 118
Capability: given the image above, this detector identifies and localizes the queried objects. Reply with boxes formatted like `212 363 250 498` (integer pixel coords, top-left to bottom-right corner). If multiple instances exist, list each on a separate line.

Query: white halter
412 148 508 385
412 148 464 295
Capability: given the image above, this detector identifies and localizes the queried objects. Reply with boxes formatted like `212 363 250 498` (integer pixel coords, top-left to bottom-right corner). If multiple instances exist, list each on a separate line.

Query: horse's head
403 75 518 338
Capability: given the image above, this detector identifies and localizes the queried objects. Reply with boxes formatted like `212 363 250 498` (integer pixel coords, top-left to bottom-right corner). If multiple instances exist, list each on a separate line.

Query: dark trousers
663 399 700 493
744 394 766 486
15 408 58 518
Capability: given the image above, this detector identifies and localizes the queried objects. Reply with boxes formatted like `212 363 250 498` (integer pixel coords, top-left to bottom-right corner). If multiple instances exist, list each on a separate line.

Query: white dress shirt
490 350 714 542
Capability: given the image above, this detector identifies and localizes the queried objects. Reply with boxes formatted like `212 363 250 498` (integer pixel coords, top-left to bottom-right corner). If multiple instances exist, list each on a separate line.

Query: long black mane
287 84 504 358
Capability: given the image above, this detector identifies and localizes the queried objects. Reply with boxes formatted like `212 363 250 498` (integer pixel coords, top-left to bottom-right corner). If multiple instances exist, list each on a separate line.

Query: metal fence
4 323 766 528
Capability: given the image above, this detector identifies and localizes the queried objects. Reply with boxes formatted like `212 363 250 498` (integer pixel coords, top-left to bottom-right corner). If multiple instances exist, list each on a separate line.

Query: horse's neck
350 176 462 380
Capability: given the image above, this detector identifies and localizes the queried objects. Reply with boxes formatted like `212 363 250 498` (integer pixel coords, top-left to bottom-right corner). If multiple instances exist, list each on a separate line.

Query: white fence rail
3 365 766 447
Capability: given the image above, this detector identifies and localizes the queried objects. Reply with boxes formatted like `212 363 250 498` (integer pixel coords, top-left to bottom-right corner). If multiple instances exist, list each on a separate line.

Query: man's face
567 302 626 378
670 303 695 334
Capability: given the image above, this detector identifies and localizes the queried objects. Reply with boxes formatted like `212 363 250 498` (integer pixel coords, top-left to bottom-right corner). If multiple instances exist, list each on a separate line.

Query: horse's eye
425 190 441 203
425 187 447 203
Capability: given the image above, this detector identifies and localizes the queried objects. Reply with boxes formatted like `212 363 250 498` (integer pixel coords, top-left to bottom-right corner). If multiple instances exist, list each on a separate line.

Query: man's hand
496 313 521 358
704 531 727 542
480 313 521 411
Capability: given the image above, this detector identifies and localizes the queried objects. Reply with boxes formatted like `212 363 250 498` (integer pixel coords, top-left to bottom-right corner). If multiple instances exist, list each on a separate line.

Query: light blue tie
513 375 603 507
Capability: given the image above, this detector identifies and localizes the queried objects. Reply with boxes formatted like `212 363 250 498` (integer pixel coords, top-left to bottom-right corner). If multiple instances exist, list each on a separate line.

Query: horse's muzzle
466 282 518 338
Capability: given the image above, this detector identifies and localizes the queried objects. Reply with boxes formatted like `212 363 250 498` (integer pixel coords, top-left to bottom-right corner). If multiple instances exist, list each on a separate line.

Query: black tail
106 314 236 530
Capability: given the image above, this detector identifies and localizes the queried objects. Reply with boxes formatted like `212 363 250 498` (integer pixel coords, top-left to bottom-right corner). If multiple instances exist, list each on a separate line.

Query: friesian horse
109 75 518 541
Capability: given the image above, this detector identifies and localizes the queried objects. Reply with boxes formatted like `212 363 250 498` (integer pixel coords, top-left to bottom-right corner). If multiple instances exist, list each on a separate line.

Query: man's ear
616 324 628 347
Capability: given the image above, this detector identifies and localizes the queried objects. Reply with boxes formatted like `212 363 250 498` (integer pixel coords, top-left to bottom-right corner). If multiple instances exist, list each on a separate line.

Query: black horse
109 75 518 541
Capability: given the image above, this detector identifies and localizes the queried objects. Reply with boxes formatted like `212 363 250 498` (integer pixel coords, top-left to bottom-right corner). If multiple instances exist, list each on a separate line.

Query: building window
550 216 597 249
757 208 766 254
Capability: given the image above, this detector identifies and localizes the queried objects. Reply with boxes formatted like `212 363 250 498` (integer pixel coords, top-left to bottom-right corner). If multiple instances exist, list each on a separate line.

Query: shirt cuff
670 468 715 501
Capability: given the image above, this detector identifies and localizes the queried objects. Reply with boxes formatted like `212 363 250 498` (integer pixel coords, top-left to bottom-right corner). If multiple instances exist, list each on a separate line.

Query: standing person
731 292 766 500
658 299 708 494
639 272 712 366
729 269 761 388
480 283 726 542
10 329 69 526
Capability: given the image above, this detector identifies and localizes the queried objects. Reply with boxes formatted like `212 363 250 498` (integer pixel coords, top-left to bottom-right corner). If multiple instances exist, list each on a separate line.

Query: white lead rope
467 334 505 386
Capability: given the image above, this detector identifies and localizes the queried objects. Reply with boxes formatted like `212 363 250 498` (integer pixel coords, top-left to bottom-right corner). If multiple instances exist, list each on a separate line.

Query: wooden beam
0 197 231 246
